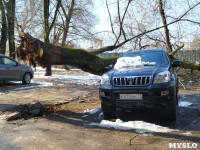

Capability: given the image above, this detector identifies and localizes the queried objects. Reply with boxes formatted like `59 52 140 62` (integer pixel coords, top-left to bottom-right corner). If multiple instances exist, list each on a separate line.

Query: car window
2 57 17 65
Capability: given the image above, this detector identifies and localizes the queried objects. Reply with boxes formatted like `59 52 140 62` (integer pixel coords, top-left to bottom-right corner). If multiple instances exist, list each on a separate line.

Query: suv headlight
101 74 110 85
154 71 170 84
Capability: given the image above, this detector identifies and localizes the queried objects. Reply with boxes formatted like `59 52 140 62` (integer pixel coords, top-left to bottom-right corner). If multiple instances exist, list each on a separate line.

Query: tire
101 102 116 118
163 96 177 122
22 73 31 84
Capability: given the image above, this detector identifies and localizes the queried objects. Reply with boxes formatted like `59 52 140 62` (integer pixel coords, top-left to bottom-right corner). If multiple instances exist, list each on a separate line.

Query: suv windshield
114 51 168 70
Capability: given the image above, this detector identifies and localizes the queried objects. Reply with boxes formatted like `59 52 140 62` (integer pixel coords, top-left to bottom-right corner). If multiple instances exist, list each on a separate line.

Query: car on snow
0 54 34 84
99 49 181 121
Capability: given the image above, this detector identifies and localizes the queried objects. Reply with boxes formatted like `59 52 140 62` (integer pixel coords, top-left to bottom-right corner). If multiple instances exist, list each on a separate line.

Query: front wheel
163 96 177 122
101 102 116 118
22 73 31 84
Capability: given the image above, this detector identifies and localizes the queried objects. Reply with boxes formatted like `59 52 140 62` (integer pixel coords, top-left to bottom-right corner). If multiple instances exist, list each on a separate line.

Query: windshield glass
114 51 168 70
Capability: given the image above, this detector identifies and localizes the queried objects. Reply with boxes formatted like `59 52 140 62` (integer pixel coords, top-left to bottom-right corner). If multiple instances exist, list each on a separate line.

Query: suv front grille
113 76 151 86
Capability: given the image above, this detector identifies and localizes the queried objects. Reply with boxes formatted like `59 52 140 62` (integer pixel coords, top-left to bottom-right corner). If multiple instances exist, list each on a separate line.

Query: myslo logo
169 143 198 149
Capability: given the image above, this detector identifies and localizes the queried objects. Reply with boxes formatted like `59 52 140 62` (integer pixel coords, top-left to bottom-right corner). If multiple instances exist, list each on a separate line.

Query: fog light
161 90 169 96
100 91 105 96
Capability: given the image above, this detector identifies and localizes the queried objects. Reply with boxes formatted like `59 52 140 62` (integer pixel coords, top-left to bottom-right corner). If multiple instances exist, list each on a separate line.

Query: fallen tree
17 33 118 75
17 32 200 76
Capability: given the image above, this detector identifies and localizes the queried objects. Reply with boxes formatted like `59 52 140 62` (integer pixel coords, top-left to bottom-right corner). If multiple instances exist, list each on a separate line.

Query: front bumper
99 83 176 109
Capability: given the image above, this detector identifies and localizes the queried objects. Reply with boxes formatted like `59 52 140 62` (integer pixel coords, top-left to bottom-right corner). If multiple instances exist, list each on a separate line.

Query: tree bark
44 0 51 76
43 0 61 76
158 0 172 53
0 0 7 54
44 0 50 44
61 0 75 46
6 0 15 58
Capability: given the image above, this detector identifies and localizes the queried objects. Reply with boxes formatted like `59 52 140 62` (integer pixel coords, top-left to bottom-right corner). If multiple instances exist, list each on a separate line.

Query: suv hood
111 66 169 77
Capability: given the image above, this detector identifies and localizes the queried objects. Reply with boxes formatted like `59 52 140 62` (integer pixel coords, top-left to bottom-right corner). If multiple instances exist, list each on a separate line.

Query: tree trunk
61 0 75 46
0 0 7 54
17 33 117 75
44 0 50 44
158 0 172 53
44 0 51 76
45 65 52 76
6 0 15 58
43 0 60 76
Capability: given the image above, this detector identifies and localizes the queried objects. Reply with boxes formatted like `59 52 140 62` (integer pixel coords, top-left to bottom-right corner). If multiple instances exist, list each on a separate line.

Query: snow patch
179 101 193 107
89 119 178 133
180 95 186 99
0 92 5 95
12 82 53 91
114 56 143 70
182 132 192 136
0 114 7 120
35 74 101 85
82 115 89 118
83 108 101 114
98 112 103 120
35 67 65 71
89 108 101 114
142 133 153 136
82 108 102 118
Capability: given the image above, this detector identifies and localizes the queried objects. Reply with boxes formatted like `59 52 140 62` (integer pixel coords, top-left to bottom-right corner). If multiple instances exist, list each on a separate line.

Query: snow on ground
179 101 193 107
179 95 193 107
82 108 178 134
35 67 65 71
12 82 53 91
88 119 178 133
0 114 7 120
182 132 192 135
82 108 102 118
34 67 101 85
84 108 101 114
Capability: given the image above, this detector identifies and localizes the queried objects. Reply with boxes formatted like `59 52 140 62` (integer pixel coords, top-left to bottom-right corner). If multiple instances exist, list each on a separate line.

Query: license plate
120 94 142 100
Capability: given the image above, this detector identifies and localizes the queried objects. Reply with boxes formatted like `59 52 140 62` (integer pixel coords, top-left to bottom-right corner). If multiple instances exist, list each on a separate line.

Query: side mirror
172 60 181 67
108 64 113 70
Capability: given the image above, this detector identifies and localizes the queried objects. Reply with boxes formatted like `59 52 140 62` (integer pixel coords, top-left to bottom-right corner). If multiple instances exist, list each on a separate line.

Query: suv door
2 57 22 81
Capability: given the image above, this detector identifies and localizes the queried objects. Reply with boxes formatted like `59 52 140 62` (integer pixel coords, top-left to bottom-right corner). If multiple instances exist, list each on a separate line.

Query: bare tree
190 38 200 50
43 0 61 76
0 0 7 54
54 0 98 47
16 0 43 37
4 0 15 58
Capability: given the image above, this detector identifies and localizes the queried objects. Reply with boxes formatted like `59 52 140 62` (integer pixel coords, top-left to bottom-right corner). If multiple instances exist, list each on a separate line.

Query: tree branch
114 0 131 45
106 0 118 41
49 0 61 34
158 0 172 53
169 44 184 56
91 1 200 55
